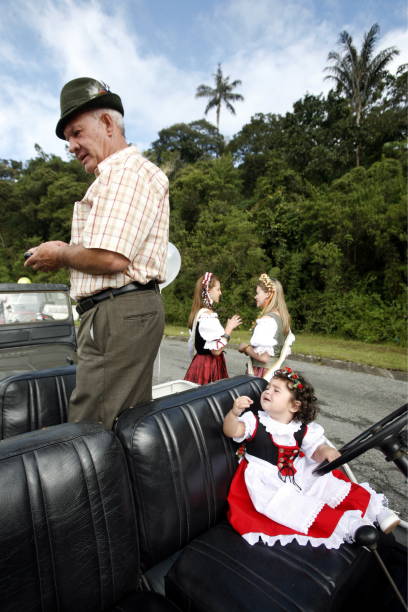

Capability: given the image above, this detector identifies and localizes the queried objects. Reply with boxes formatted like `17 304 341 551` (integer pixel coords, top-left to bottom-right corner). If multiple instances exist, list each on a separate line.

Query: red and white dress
227 410 387 549
184 309 229 384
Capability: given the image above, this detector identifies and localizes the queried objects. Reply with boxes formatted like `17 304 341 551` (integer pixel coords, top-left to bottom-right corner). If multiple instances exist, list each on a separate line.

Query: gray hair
92 108 125 137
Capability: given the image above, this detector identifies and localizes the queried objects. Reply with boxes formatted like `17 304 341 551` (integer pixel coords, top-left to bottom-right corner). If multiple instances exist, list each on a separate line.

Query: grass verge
164 325 407 372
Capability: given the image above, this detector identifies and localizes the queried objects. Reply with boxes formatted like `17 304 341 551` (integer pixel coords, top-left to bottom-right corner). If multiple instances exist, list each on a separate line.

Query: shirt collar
258 411 302 436
95 144 136 176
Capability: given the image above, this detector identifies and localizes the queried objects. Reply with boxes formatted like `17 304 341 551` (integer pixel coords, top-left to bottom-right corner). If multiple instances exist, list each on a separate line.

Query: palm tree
324 23 399 165
195 64 244 131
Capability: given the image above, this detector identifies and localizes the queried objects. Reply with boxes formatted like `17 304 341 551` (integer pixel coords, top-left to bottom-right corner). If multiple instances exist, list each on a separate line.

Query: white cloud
0 76 67 162
0 0 405 162
194 0 336 134
4 0 206 157
380 28 408 68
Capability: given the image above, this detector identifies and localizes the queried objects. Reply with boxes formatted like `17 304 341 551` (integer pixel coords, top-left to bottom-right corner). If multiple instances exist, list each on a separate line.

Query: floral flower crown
274 367 304 390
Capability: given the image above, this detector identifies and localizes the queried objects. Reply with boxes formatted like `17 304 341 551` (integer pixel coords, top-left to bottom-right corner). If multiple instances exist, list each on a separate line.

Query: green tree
0 159 23 181
170 154 242 231
384 62 408 109
227 113 286 195
0 149 91 282
195 63 244 130
176 199 267 326
299 157 406 296
148 119 224 167
359 62 408 167
281 92 355 183
14 154 91 242
324 23 399 166
249 155 314 287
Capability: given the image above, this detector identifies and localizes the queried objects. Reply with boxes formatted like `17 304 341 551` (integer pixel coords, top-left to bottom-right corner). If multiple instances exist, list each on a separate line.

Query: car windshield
0 291 71 324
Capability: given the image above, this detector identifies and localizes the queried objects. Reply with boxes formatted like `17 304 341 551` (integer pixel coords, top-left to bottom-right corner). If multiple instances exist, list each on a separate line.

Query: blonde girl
239 274 294 378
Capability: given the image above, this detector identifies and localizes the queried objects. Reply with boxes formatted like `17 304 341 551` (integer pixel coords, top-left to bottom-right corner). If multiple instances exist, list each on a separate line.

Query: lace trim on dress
258 412 302 437
359 482 388 516
199 311 219 320
241 508 368 550
243 530 346 550
326 480 352 509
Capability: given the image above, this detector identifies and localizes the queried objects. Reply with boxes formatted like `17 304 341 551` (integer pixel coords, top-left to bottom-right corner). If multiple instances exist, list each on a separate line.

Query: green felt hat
56 77 124 139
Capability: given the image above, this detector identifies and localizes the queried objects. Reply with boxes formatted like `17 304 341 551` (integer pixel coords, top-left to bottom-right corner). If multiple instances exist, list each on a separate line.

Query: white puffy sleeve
250 317 278 356
233 410 257 443
301 422 327 458
198 313 227 351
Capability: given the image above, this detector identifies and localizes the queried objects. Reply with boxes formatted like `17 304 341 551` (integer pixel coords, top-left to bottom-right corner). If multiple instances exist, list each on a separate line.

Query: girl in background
239 274 294 378
185 272 241 384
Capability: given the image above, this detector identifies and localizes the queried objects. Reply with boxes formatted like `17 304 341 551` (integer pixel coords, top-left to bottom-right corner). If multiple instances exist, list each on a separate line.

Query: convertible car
0 376 406 610
0 283 406 611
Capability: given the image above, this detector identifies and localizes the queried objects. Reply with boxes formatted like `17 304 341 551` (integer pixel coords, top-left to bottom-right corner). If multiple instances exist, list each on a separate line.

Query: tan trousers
69 288 164 429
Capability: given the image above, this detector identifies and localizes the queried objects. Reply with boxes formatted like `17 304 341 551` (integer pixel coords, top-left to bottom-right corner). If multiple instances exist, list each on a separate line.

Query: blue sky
1 0 406 163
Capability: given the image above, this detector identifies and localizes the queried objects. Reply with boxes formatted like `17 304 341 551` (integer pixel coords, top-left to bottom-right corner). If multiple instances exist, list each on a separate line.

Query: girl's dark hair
273 368 319 424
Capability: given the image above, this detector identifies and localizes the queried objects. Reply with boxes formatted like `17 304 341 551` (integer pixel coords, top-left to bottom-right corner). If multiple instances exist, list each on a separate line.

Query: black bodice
194 326 212 355
244 414 307 482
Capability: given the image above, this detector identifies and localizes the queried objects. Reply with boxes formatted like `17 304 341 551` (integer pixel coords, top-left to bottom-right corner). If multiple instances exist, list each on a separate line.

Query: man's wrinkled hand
24 241 68 272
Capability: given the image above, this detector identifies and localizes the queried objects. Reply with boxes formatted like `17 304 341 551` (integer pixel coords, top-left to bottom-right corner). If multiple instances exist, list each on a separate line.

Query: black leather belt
76 280 157 315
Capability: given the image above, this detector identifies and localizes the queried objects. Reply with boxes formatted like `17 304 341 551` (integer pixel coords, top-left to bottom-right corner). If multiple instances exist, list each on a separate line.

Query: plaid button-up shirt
70 145 169 299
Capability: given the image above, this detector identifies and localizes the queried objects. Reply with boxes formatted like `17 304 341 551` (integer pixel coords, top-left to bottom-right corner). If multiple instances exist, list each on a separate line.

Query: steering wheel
313 403 408 476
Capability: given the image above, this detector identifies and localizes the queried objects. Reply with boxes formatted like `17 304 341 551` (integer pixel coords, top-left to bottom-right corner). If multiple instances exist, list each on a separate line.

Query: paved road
153 337 408 519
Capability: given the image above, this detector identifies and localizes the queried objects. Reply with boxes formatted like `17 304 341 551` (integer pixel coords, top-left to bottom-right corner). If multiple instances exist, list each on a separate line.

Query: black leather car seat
0 365 75 439
115 375 375 612
0 422 178 612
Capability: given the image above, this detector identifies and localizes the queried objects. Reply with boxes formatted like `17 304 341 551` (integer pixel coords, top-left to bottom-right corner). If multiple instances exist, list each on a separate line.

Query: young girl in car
184 272 242 384
223 367 400 549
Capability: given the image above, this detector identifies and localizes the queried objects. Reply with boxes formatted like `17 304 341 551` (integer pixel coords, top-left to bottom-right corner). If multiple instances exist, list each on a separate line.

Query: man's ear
100 112 114 135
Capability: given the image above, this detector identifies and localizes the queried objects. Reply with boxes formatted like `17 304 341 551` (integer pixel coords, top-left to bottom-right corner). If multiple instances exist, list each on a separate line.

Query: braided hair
187 273 220 329
257 274 291 335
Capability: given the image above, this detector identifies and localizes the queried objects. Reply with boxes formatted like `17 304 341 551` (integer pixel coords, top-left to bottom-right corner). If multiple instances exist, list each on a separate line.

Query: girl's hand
224 397 250 437
232 395 253 416
312 443 341 464
225 314 242 334
322 447 341 462
238 342 249 354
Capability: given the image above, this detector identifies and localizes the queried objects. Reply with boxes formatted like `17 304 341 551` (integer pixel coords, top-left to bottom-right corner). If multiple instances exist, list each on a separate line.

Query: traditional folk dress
248 313 292 377
227 410 387 549
184 309 229 384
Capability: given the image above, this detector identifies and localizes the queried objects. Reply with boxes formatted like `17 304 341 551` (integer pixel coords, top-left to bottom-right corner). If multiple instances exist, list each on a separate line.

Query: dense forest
0 25 406 345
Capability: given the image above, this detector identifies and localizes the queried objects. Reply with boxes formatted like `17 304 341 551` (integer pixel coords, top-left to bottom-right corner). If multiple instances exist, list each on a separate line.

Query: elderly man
25 77 169 428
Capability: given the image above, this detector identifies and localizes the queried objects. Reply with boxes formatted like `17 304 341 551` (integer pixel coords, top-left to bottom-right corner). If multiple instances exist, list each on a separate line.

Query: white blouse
198 311 227 351
250 316 279 356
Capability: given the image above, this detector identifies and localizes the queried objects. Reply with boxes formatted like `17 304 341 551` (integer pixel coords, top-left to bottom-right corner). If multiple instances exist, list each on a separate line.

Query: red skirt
252 366 267 377
245 364 268 378
228 459 370 542
184 353 229 385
